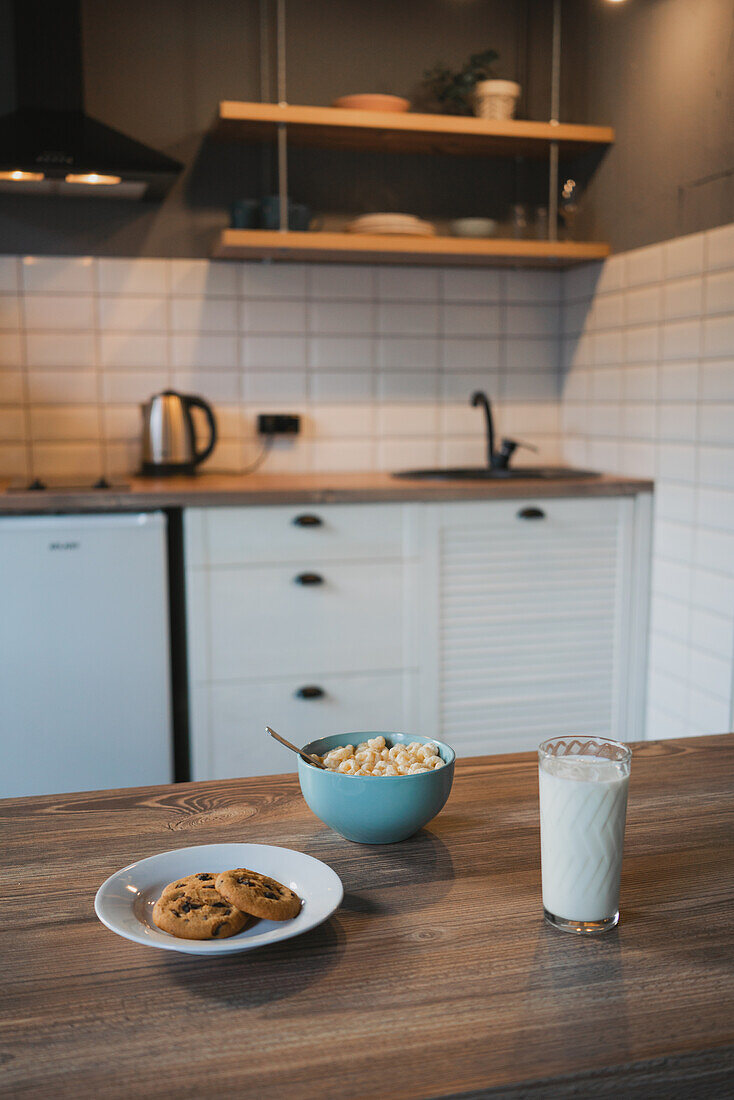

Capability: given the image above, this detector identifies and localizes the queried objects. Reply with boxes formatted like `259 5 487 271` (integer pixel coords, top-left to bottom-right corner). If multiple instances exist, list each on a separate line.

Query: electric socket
257 413 301 436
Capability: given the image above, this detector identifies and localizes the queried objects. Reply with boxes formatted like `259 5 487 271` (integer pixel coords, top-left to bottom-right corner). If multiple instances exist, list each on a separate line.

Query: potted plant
422 49 520 120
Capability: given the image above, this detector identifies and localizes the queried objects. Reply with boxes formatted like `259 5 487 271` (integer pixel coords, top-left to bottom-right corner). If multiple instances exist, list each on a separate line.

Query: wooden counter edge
0 472 654 514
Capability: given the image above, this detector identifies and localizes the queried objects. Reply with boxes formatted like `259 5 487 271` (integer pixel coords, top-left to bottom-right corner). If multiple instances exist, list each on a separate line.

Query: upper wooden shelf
213 229 610 268
215 101 614 159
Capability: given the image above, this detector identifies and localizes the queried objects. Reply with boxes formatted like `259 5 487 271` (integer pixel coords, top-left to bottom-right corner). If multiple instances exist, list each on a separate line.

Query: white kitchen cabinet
184 494 651 778
412 495 651 757
184 504 420 779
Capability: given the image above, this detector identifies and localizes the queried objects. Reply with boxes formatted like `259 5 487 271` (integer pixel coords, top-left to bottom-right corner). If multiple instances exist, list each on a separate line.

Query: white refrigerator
0 512 173 798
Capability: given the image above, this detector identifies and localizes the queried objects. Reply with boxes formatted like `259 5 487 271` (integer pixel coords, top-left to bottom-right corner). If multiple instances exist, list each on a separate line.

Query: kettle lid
141 388 186 411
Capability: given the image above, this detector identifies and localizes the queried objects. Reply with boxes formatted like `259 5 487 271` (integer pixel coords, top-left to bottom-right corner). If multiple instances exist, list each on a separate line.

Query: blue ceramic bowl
297 732 455 844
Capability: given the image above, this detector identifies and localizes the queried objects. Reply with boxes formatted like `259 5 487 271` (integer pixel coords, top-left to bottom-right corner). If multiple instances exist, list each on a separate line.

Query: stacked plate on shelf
331 94 411 112
345 213 436 237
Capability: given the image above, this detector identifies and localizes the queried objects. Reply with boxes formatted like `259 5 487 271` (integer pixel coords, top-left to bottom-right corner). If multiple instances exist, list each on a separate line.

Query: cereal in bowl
318 736 445 777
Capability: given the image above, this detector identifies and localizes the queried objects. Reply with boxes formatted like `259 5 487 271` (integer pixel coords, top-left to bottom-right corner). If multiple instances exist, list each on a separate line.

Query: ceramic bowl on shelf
297 732 455 844
331 94 411 112
450 218 499 238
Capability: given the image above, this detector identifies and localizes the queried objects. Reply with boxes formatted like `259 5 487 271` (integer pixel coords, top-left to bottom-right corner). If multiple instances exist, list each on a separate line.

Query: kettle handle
185 395 217 467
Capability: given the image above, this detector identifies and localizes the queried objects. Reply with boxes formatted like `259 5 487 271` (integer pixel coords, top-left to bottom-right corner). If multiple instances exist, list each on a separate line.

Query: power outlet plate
257 413 301 435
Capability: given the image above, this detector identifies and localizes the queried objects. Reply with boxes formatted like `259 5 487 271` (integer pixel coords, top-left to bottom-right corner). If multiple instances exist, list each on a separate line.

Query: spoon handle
267 726 327 769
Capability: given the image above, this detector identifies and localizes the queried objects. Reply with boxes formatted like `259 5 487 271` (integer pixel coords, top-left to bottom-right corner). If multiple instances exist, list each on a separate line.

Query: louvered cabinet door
414 498 646 756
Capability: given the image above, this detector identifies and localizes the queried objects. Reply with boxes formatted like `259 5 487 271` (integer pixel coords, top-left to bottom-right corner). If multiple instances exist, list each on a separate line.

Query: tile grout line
237 262 248 472
90 258 108 478
16 257 34 480
436 267 445 465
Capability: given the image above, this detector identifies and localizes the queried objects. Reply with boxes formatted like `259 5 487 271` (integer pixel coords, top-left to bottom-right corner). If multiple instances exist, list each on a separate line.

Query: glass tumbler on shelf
559 178 578 239
538 736 631 935
534 205 549 240
511 203 528 238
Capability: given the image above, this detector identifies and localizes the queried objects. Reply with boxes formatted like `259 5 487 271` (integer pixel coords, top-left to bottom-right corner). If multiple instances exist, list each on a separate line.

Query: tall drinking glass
538 736 631 934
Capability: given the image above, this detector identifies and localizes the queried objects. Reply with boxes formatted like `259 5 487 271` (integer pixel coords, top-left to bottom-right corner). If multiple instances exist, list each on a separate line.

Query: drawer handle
517 507 546 520
294 572 324 586
295 685 325 699
293 514 323 527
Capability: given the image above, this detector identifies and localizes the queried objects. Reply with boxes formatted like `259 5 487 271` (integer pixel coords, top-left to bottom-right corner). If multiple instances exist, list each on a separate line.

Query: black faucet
470 391 537 470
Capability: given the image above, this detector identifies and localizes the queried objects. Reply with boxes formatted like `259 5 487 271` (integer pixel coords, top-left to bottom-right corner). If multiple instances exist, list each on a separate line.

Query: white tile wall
561 223 734 741
2 230 731 743
0 257 562 481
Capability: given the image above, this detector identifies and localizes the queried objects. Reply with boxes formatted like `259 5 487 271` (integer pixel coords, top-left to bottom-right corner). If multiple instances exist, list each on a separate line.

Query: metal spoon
267 726 327 769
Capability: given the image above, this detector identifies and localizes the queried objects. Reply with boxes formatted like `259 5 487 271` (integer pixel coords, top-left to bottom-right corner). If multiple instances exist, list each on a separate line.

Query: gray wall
0 0 554 257
568 0 734 252
0 0 731 258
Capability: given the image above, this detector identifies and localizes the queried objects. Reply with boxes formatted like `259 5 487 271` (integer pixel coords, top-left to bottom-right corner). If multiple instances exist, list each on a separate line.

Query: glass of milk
538 736 631 934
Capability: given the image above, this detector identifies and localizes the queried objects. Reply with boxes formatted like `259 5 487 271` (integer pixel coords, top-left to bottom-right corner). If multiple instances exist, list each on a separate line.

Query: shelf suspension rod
258 0 271 103
548 0 562 242
550 0 561 124
276 0 288 232
258 0 272 201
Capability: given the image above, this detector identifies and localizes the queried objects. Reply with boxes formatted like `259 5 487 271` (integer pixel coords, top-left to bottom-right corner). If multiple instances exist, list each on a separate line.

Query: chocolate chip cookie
153 879 252 940
160 871 218 895
215 868 302 921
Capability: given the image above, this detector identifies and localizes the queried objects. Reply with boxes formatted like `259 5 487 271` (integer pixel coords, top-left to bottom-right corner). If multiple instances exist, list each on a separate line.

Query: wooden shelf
215 101 614 159
212 103 613 265
213 229 610 268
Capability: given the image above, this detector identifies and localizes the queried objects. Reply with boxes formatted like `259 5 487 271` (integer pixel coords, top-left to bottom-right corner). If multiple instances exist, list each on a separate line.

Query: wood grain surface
2 735 733 1099
212 229 611 267
215 101 614 159
0 471 653 516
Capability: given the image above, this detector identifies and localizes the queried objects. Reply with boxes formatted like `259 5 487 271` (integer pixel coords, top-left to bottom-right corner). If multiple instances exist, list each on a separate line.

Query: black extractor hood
0 0 182 200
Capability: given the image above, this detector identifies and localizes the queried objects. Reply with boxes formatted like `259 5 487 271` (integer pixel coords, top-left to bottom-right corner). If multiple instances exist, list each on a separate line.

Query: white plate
347 213 435 235
94 843 344 956
346 223 436 237
349 212 421 224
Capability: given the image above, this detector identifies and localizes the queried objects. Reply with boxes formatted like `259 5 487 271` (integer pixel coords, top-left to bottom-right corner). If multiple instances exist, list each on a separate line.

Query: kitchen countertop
2 733 732 1098
0 470 653 513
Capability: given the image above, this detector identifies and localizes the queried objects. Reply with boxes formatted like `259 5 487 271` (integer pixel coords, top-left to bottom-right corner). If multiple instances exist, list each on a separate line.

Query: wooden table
2 735 733 1098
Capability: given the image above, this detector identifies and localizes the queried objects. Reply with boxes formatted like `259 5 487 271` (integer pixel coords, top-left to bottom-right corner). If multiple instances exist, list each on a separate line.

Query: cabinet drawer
191 672 415 779
185 504 405 567
433 496 624 534
203 561 405 679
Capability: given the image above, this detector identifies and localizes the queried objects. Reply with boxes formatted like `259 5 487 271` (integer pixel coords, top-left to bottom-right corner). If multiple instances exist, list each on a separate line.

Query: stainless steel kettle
140 390 217 476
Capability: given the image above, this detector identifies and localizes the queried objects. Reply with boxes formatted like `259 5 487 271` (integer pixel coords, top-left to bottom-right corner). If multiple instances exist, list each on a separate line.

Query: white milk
539 755 629 922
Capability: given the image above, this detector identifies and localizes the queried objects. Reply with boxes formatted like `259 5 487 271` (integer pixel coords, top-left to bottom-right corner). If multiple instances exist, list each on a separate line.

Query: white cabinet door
191 672 416 780
184 504 420 779
413 496 649 756
204 561 405 679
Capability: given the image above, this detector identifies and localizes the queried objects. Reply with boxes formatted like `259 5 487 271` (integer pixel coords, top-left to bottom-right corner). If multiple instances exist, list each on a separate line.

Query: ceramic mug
260 195 313 231
231 198 260 229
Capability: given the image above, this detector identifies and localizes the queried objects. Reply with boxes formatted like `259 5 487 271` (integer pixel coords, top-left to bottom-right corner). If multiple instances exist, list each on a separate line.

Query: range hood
0 0 182 200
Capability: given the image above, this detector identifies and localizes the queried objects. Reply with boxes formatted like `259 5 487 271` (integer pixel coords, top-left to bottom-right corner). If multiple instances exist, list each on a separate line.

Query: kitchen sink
392 466 600 481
